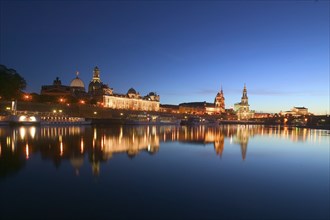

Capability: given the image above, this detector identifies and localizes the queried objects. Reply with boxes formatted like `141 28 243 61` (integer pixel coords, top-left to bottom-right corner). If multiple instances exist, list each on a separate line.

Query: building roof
70 77 85 88
160 104 179 109
293 107 307 109
179 102 214 108
127 88 137 94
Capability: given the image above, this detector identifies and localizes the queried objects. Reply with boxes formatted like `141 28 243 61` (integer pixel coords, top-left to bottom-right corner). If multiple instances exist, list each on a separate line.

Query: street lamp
59 98 65 103
23 94 31 101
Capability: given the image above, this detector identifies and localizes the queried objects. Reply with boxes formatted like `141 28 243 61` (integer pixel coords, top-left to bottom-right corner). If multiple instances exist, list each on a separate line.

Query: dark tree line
0 64 26 100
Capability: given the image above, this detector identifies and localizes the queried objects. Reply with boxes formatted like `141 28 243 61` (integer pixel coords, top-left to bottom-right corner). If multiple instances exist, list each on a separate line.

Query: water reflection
0 125 328 178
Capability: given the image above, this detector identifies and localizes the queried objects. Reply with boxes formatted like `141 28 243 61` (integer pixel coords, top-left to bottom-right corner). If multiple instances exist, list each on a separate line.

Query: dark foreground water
0 125 329 220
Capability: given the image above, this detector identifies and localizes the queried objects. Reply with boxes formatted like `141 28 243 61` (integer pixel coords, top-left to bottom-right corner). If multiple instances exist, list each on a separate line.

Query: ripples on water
0 125 329 219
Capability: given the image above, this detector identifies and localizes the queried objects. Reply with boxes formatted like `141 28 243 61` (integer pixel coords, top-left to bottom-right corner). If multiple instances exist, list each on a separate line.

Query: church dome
88 81 102 93
70 77 85 88
127 88 137 94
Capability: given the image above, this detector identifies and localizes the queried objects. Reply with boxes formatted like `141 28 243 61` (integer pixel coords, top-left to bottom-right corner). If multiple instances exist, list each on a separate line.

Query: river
0 125 329 219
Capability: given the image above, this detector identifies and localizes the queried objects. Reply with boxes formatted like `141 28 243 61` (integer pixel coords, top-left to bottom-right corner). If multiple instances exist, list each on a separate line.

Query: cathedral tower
88 66 102 95
241 83 248 105
92 66 101 83
234 84 254 120
214 86 225 113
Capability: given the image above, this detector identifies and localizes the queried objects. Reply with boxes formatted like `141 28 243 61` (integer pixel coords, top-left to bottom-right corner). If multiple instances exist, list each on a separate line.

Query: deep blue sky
1 0 329 114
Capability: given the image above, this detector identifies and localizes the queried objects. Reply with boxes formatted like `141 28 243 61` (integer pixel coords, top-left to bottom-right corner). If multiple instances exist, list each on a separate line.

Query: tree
0 65 27 100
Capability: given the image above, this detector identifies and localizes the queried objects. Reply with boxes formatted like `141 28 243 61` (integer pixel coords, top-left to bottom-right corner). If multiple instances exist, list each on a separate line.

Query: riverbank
1 101 329 130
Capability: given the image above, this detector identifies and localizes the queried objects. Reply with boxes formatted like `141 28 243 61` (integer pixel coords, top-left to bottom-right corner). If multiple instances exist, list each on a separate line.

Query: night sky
1 0 329 114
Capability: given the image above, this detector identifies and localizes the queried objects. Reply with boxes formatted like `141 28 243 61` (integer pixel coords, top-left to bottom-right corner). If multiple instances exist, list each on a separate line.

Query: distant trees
0 65 26 100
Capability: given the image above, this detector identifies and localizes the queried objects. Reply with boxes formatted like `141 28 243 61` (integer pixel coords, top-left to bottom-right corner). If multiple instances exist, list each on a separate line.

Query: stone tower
241 83 248 105
214 86 225 113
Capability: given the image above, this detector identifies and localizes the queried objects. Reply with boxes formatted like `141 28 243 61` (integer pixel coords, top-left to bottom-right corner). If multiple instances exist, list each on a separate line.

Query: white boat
9 114 41 125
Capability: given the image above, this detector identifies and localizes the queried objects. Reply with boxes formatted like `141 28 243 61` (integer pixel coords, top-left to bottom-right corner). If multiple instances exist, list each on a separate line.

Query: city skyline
1 0 329 114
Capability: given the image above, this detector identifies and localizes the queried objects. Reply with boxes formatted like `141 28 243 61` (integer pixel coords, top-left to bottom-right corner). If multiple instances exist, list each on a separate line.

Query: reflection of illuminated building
95 126 160 160
70 156 84 176
91 160 100 176
0 125 327 178
234 125 253 160
214 134 225 157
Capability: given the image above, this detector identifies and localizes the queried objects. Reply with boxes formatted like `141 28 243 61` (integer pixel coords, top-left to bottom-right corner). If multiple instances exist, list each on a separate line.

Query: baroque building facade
86 66 160 111
234 84 254 120
178 86 225 115
214 86 225 112
40 66 160 111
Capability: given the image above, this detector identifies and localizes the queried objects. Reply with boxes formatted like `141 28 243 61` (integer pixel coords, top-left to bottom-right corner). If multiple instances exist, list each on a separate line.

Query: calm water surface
0 125 329 219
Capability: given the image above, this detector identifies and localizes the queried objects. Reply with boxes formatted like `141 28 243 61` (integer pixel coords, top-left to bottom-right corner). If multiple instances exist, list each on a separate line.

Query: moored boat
181 116 219 126
124 114 180 125
40 116 91 125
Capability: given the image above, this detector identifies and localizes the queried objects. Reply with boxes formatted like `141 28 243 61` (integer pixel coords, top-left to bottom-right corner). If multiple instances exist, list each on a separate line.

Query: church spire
214 84 225 112
92 66 101 82
241 84 248 104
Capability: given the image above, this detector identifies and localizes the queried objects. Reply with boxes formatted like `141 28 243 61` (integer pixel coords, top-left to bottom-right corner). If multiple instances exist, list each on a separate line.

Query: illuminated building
159 104 180 114
280 107 309 116
178 86 225 115
214 86 225 113
103 89 160 111
87 66 160 111
234 84 254 120
40 66 160 111
70 71 85 94
88 66 112 97
292 107 308 115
